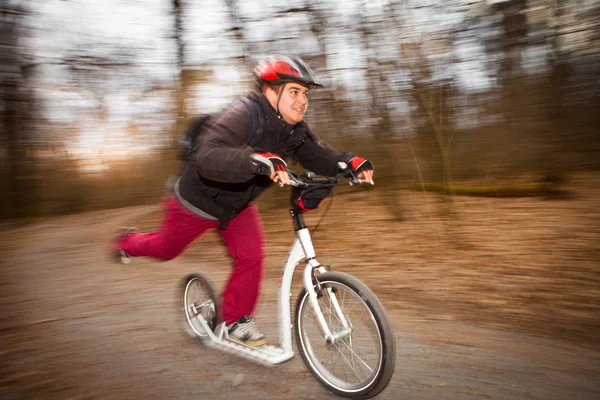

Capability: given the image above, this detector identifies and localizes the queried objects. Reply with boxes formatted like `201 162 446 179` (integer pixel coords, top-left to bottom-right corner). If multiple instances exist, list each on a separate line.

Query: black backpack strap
181 114 211 161
238 96 265 148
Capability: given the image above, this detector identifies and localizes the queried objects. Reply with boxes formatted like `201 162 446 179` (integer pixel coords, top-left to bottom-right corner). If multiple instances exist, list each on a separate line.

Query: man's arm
293 122 355 176
189 102 257 183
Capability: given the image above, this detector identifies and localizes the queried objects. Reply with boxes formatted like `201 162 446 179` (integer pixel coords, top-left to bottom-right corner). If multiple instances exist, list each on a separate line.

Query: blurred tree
0 2 38 219
171 0 187 155
494 0 529 112
546 0 600 166
223 0 253 71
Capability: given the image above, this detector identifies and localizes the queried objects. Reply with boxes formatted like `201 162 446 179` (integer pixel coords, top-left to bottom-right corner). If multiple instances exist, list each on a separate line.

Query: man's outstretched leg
113 196 219 262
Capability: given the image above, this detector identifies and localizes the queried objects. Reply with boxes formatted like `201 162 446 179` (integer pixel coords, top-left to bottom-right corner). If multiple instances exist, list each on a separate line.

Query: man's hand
251 152 290 185
349 156 374 184
358 169 374 184
270 169 290 185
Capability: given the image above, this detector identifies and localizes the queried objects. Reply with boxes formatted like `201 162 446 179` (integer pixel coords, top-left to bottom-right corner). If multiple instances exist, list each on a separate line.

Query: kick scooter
181 163 395 399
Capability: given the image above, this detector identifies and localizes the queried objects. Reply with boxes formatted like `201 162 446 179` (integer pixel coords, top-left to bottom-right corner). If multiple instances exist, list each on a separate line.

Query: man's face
267 83 310 125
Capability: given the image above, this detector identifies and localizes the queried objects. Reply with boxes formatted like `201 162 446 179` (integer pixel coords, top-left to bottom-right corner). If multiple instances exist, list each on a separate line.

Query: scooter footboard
196 318 294 366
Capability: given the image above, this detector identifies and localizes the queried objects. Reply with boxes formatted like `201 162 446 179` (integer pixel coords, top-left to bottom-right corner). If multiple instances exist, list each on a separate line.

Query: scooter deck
197 319 295 366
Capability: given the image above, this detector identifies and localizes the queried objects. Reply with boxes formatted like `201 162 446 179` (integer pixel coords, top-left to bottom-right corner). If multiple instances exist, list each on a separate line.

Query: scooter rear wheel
181 273 218 339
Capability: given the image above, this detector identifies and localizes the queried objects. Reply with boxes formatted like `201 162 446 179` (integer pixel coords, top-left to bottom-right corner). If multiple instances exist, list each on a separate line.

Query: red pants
121 196 265 325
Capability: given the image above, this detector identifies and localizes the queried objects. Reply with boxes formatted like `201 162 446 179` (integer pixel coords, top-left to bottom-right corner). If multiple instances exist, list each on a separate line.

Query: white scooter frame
189 225 349 366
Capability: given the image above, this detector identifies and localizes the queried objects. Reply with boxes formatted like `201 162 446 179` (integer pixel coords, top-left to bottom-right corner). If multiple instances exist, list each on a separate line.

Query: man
113 55 374 347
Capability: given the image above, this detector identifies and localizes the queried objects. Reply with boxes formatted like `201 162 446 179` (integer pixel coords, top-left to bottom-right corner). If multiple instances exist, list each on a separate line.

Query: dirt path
1 181 599 399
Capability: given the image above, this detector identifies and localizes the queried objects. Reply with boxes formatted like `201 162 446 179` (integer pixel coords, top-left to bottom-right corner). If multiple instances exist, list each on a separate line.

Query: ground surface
1 173 599 399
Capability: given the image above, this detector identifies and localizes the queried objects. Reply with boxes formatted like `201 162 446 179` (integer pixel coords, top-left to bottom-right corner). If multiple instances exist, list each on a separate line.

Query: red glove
251 152 287 175
349 156 374 174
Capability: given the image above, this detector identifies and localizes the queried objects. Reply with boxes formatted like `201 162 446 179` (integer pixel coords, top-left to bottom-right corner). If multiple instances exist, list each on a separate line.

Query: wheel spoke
339 337 375 374
332 341 368 382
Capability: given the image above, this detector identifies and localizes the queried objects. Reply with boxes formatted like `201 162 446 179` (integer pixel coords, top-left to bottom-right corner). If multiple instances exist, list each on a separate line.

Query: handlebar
281 162 373 229
281 162 374 189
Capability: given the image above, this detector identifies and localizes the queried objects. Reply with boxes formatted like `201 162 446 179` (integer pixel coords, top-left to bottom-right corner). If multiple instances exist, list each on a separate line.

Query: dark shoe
227 315 267 347
111 227 138 264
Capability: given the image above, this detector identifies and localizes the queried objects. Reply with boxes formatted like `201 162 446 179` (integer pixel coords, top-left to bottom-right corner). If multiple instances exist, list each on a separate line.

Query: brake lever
278 177 306 188
342 168 374 186
348 179 374 186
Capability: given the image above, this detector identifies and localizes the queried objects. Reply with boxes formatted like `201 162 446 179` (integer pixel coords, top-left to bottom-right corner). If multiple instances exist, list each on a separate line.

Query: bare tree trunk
494 0 528 122
357 1 405 220
165 0 188 174
223 0 252 71
542 0 569 180
0 4 37 219
172 0 187 124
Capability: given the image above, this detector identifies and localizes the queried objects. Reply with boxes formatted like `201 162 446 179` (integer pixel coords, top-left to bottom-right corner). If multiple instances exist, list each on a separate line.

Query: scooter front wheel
180 273 218 339
294 272 396 399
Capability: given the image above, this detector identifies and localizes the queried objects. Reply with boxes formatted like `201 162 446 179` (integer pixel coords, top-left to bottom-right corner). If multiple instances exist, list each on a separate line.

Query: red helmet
254 55 322 87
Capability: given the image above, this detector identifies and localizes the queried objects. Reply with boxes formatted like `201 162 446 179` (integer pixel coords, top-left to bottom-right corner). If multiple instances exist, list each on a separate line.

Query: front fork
285 227 352 347
303 259 352 344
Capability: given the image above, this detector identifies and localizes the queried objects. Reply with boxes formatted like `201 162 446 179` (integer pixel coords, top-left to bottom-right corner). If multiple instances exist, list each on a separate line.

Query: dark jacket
177 91 354 225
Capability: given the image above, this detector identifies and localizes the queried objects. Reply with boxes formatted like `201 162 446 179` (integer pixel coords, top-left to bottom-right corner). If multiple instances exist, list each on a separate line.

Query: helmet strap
275 83 286 119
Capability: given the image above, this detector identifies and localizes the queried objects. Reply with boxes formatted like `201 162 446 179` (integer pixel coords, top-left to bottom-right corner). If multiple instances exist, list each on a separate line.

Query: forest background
1 0 598 219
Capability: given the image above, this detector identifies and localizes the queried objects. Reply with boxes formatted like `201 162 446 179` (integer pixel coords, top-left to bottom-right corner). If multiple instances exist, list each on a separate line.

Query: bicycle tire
180 273 218 339
294 271 395 399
